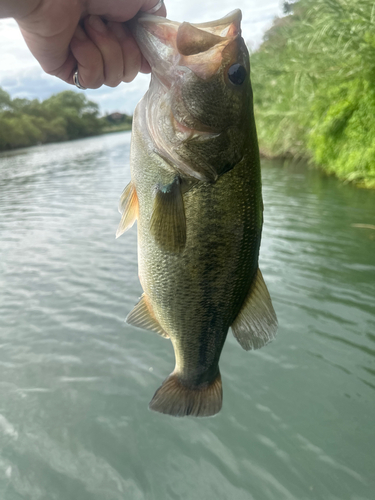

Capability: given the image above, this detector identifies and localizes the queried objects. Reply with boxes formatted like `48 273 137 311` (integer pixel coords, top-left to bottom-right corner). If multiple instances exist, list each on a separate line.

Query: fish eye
228 63 247 85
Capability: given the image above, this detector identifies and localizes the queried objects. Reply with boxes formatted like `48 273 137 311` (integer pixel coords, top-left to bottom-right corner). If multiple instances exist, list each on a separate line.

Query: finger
18 27 76 83
140 56 151 74
85 0 166 21
50 52 78 84
16 3 81 76
70 25 105 89
84 15 124 87
107 22 142 83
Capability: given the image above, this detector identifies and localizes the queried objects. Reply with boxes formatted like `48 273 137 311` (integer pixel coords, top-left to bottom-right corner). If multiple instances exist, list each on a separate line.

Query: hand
13 0 166 89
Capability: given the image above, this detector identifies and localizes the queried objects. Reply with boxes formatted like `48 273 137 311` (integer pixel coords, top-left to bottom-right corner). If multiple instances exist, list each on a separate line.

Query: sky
0 0 283 115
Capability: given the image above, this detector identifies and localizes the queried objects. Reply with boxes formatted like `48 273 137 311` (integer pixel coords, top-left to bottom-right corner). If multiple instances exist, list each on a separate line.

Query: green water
0 132 374 500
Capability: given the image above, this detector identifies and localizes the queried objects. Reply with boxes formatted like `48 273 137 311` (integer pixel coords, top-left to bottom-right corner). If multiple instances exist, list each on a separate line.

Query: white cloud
0 0 282 113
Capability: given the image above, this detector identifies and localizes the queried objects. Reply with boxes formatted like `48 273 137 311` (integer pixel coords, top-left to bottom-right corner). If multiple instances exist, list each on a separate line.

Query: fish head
132 10 255 181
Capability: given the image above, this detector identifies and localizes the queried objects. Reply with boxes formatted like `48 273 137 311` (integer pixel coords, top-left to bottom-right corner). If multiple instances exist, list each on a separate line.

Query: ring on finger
144 0 164 14
73 70 87 90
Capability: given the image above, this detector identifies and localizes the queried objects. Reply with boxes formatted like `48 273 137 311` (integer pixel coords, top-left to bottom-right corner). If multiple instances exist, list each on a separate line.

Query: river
0 132 374 500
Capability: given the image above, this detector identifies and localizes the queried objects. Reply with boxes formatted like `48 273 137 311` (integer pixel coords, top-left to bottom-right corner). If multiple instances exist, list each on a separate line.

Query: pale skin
0 0 166 88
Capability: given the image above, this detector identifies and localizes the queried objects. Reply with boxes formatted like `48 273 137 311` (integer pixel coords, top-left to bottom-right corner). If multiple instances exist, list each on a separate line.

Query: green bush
251 0 375 187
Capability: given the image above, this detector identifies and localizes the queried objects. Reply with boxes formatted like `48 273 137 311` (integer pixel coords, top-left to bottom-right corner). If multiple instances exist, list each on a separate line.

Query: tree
0 88 11 111
0 88 105 151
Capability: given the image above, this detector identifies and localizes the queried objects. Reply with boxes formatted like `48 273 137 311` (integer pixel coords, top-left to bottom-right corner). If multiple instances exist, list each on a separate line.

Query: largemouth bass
117 9 278 417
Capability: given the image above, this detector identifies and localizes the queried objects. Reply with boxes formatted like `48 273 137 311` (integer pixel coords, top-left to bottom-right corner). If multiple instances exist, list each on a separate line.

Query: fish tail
149 371 222 417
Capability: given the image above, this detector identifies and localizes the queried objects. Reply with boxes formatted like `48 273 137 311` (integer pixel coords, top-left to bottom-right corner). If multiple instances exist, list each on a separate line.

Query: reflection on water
0 133 374 499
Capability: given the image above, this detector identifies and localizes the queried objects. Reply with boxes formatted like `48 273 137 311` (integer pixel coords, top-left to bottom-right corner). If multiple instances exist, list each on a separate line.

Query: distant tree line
251 0 375 188
0 89 132 152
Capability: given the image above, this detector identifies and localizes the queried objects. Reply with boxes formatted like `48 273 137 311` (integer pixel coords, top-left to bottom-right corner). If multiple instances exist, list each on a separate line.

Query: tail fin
149 371 222 417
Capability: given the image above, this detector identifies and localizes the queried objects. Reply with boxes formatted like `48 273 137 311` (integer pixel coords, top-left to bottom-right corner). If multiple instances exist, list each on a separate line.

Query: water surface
0 132 374 499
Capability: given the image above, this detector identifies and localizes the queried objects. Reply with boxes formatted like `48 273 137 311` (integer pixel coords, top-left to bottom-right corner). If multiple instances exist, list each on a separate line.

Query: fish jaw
130 10 244 87
130 15 182 88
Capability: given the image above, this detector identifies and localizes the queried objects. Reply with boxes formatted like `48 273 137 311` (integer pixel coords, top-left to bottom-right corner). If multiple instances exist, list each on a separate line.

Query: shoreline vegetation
1 0 374 188
0 89 132 152
251 0 375 188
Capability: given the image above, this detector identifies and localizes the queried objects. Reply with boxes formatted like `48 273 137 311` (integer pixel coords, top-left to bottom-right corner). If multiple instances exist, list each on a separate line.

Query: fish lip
132 12 181 40
133 9 242 45
191 9 242 30
129 14 180 87
136 9 242 30
131 11 242 87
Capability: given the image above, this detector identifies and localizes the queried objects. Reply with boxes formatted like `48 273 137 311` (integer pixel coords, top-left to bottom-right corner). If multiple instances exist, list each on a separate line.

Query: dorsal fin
231 269 278 350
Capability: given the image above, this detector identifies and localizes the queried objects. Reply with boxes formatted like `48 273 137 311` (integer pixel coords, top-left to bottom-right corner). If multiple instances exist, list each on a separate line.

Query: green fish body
117 10 278 417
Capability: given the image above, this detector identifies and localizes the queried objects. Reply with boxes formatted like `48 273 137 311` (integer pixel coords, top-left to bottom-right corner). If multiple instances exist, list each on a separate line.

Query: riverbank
101 123 131 134
251 0 375 189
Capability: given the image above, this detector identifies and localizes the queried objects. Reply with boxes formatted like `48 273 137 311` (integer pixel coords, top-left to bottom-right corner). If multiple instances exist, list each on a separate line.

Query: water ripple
0 136 374 499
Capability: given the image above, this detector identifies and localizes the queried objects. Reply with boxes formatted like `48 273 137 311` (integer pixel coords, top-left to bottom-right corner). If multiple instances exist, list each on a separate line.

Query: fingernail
88 15 107 34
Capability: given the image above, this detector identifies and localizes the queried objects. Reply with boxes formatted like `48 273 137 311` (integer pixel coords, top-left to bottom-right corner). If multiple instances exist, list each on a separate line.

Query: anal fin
150 176 186 253
126 294 169 339
116 181 138 238
231 269 278 350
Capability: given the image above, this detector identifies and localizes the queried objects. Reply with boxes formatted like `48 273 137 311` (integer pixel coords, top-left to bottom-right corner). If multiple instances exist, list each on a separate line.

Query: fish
117 9 278 417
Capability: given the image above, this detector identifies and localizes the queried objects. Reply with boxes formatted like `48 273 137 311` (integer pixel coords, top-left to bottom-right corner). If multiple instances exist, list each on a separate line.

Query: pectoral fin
126 294 169 339
116 181 138 238
231 269 278 350
150 177 186 253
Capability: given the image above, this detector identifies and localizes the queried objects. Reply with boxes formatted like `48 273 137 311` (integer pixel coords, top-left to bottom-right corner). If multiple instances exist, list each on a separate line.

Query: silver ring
144 0 164 14
73 70 87 90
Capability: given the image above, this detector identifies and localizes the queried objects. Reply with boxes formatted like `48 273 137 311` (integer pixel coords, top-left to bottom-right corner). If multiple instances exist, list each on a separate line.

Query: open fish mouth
130 10 243 86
